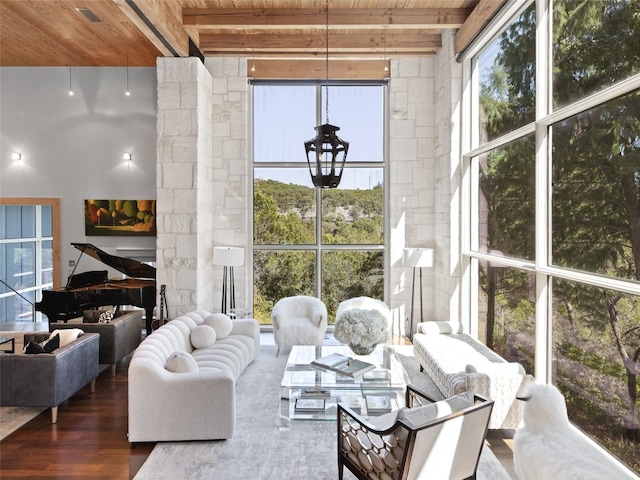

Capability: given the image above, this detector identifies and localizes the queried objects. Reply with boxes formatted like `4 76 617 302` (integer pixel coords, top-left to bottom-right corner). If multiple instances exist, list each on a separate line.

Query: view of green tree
478 0 640 471
253 250 315 324
253 178 384 325
254 179 315 245
321 250 384 323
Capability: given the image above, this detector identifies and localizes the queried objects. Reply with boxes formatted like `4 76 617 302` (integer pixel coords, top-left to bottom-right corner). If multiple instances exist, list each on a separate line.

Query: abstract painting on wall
84 199 156 236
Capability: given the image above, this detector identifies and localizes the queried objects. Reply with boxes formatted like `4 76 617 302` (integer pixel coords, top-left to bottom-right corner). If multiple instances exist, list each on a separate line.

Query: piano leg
144 306 154 335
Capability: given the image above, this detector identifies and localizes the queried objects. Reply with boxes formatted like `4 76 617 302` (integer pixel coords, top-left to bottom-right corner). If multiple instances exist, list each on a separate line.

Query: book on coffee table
365 394 392 413
311 353 376 378
338 394 363 413
295 397 326 412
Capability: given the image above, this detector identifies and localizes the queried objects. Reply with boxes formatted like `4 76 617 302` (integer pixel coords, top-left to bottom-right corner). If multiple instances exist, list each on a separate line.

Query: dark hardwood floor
0 365 154 479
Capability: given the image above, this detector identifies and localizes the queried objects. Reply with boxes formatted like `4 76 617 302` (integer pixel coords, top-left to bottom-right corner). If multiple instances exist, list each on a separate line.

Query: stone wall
156 53 460 326
156 57 215 315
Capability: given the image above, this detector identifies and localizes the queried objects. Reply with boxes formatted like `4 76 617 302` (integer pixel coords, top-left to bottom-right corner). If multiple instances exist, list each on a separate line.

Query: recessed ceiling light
75 8 103 23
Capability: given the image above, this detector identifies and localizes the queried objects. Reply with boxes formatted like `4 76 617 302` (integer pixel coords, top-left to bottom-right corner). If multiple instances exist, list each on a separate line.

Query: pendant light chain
325 0 329 124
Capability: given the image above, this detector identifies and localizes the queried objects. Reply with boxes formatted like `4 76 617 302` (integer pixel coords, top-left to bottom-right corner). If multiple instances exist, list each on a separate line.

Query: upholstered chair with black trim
338 385 494 480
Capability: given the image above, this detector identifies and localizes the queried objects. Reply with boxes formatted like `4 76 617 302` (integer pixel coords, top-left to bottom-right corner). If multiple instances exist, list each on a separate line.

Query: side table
0 336 16 353
229 308 253 319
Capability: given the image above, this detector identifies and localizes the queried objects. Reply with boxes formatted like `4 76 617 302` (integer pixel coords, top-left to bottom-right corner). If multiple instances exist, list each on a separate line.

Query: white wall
0 67 158 285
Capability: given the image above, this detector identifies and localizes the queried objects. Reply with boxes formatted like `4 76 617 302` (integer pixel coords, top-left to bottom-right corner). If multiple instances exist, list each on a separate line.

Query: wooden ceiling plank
455 0 506 55
203 51 439 60
248 59 390 80
183 8 470 29
198 32 441 50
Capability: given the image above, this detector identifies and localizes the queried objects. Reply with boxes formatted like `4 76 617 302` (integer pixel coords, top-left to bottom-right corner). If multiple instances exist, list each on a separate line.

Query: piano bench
49 310 143 375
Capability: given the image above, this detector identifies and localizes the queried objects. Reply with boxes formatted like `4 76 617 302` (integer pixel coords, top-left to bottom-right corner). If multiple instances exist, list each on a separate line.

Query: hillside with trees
253 178 383 325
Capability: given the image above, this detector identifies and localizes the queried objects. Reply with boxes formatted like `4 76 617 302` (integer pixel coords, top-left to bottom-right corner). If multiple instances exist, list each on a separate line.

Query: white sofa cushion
205 313 233 339
166 351 198 373
191 325 217 349
418 321 463 335
50 328 84 347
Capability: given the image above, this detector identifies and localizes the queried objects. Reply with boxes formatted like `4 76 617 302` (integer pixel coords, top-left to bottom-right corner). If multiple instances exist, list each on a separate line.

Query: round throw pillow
190 324 217 349
204 313 233 339
165 351 198 373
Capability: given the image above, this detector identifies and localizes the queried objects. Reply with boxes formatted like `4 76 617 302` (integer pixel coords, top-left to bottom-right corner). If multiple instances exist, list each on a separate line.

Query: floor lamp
404 247 434 339
213 246 244 315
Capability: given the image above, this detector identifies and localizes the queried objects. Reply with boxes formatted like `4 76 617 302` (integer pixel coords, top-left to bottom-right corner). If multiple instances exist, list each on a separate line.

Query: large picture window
463 0 640 473
252 83 386 325
0 198 59 323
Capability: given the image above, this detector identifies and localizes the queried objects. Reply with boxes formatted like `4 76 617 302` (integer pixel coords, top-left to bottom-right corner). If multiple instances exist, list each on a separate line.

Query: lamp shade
213 246 244 267
403 248 434 268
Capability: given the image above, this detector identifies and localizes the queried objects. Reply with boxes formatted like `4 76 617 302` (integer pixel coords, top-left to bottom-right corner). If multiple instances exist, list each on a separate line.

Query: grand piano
35 243 156 334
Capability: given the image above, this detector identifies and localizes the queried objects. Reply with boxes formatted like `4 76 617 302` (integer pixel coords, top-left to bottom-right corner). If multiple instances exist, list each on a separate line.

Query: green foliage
479 1 640 470
253 178 383 323
559 341 630 379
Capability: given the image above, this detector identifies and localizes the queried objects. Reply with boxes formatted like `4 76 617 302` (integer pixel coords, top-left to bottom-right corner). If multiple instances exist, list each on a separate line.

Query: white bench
412 321 534 429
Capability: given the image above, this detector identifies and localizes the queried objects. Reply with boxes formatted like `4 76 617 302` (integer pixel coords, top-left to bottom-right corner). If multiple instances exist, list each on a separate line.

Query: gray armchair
0 332 100 423
338 385 494 480
50 310 142 375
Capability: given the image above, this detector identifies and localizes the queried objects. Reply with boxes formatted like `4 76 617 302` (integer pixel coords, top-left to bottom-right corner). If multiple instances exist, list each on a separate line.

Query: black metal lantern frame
303 0 349 189
304 123 349 189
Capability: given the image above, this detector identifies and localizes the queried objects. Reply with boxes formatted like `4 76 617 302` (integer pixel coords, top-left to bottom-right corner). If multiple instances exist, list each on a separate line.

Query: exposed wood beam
113 0 190 57
183 8 470 30
248 59 390 80
199 33 441 56
455 0 506 56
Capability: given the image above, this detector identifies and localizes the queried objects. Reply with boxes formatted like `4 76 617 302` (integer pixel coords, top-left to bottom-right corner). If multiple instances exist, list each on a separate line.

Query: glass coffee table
280 344 409 422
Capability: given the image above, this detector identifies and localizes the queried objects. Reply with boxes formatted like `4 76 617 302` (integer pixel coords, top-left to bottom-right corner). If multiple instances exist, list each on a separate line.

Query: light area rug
134 344 511 480
0 406 45 440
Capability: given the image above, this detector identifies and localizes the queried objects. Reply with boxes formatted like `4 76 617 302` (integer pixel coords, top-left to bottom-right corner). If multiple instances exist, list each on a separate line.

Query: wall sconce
123 153 132 161
403 247 435 339
11 152 22 161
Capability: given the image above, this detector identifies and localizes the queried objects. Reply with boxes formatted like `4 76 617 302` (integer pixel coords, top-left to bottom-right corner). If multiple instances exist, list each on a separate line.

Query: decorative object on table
363 369 391 383
294 397 326 412
271 295 328 357
403 247 434 339
311 352 375 378
303 0 349 189
333 307 390 356
84 199 156 236
338 394 362 413
212 246 244 315
364 393 392 413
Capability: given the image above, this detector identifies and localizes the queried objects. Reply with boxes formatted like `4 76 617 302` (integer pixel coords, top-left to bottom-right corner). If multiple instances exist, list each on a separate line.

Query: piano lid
71 242 156 279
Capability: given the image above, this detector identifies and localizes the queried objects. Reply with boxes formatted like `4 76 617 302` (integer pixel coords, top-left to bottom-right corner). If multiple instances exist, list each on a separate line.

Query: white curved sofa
128 311 260 442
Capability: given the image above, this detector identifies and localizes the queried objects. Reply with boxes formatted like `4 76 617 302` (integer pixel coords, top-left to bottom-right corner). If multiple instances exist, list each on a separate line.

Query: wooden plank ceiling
0 0 505 79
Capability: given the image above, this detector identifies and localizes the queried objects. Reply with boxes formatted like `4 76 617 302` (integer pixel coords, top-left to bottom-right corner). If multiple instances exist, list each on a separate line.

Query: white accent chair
271 295 328 357
338 385 494 480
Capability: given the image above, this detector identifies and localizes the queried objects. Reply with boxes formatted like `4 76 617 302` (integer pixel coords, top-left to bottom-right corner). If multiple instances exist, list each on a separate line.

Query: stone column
156 57 215 316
